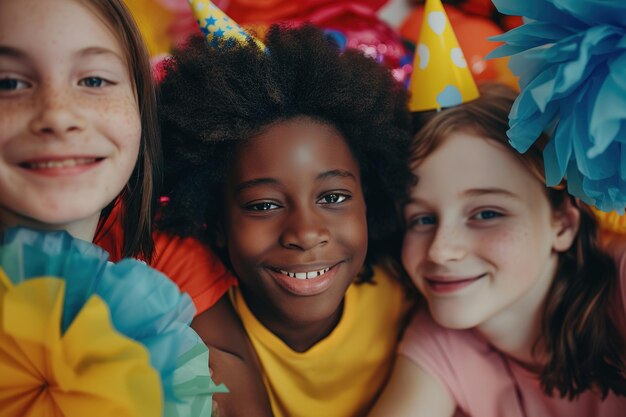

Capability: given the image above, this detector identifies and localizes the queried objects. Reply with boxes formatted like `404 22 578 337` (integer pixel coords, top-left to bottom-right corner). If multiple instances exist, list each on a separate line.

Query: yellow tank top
231 266 411 417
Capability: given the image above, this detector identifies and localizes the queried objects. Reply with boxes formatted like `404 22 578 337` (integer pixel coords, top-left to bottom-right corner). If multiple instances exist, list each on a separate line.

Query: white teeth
279 267 330 280
27 158 97 169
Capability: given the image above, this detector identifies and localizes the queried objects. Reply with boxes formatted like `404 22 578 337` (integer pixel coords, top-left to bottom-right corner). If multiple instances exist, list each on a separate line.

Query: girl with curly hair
157 24 414 417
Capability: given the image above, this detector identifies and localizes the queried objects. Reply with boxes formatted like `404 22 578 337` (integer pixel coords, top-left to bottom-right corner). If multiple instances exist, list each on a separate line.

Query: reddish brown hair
85 0 162 261
409 83 626 398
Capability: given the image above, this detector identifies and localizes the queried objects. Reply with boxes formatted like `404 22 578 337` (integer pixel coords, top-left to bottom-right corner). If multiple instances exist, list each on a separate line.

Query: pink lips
267 263 339 297
425 274 485 294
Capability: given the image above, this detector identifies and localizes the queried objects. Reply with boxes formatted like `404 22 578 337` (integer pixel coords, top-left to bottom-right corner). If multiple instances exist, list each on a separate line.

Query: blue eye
246 202 280 211
79 77 110 88
0 78 30 91
408 215 436 228
318 193 349 205
474 210 502 220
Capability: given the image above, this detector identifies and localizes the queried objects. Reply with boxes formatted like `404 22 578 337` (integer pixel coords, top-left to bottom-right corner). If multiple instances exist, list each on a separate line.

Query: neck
272 307 344 353
243 288 344 353
477 257 558 366
0 210 99 242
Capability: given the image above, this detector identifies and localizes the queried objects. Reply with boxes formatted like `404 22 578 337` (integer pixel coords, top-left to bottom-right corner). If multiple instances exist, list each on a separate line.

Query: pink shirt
398 251 626 417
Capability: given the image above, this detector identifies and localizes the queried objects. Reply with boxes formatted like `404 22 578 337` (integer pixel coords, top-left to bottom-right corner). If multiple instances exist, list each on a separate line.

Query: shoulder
398 308 482 365
399 310 492 393
398 309 518 415
151 231 237 315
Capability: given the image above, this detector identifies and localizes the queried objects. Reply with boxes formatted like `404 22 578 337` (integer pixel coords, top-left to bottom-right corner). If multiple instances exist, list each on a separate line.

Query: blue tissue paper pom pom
488 0 626 212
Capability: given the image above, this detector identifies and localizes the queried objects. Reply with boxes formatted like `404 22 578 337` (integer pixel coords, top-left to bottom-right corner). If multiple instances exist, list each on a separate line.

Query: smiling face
0 0 140 240
402 131 569 332
223 117 368 345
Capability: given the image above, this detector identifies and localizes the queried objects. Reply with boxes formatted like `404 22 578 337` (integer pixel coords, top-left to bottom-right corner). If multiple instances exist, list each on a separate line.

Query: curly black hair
157 24 412 280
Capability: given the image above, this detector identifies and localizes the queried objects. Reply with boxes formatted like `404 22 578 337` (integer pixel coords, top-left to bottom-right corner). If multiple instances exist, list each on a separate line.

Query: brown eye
246 202 280 211
318 193 349 205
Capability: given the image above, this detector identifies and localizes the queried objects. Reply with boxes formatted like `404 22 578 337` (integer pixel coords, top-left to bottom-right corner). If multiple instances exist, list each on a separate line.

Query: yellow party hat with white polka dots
188 0 265 49
408 0 479 112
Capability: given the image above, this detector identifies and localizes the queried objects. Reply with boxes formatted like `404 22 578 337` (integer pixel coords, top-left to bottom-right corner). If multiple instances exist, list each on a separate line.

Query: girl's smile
265 262 342 296
223 116 368 349
16 155 105 176
423 273 487 295
402 131 562 332
0 0 141 239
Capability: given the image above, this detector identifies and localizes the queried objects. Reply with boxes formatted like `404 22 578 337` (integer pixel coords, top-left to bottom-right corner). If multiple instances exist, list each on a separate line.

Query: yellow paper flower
0 270 162 417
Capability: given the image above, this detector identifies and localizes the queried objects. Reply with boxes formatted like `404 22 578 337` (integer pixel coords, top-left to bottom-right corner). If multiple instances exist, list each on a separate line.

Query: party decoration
0 228 226 417
188 0 265 48
399 3 517 87
213 0 389 26
125 0 175 57
408 0 479 112
592 208 626 235
489 0 626 212
0 272 160 417
300 3 413 85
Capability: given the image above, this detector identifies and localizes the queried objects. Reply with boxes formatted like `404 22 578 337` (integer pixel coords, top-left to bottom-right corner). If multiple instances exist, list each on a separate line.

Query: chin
429 304 483 330
23 207 101 232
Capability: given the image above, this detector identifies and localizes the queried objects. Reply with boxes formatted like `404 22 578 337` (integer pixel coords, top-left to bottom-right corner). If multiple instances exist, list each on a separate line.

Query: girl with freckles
369 84 626 417
0 1 260 415
0 0 157 256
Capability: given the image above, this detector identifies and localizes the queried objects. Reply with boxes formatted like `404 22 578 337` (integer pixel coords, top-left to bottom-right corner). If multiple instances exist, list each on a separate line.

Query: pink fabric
398 252 626 417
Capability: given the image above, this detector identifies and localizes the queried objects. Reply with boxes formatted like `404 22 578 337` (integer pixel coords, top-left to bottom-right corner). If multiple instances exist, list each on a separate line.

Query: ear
551 197 580 253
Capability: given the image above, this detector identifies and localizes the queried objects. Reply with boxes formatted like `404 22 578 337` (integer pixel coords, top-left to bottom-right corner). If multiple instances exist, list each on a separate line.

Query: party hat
188 0 265 49
408 0 479 112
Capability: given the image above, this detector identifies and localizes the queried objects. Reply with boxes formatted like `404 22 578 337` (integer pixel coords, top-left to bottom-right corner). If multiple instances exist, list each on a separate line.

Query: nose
427 223 468 264
279 206 330 251
28 85 86 137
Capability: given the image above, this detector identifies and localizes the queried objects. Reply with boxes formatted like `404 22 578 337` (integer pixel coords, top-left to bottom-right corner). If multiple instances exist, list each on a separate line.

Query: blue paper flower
488 0 626 212
0 227 226 416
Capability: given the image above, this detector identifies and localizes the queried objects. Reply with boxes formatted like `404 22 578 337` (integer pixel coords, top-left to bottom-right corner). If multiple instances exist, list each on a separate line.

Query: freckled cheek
102 106 142 177
476 227 532 270
0 102 34 142
91 94 141 145
401 234 428 280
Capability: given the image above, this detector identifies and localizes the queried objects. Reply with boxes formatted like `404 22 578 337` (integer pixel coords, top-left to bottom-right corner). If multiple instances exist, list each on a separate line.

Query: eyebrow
462 188 521 200
76 47 124 63
235 178 279 193
235 169 357 194
0 46 124 64
0 46 27 60
317 169 357 182
405 187 521 207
